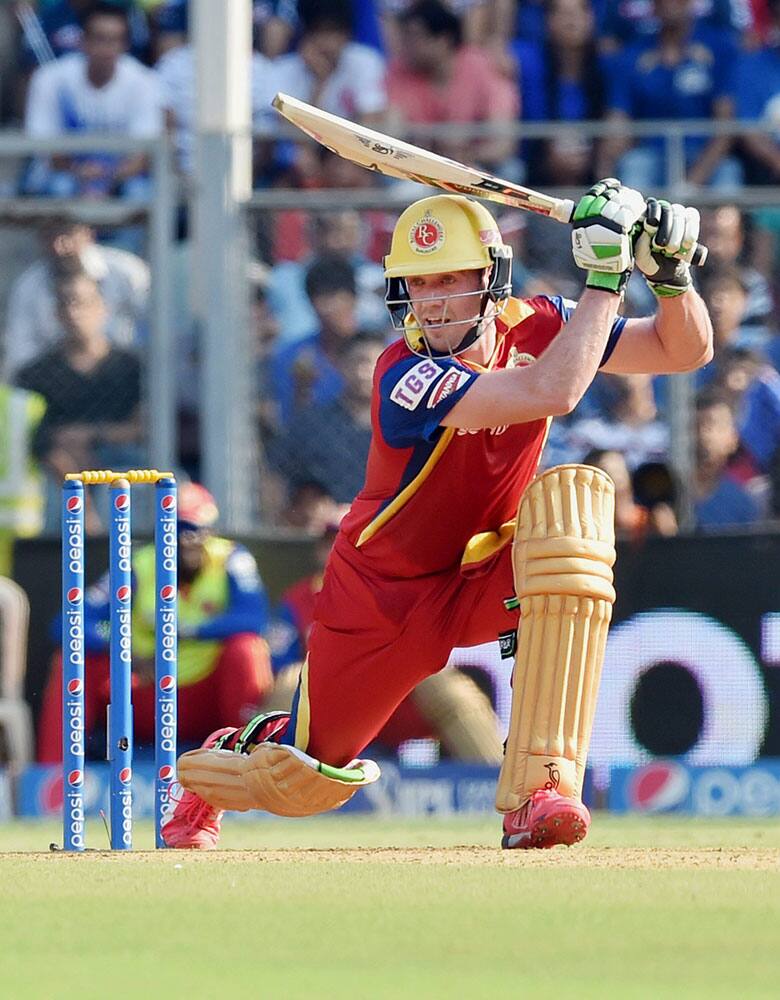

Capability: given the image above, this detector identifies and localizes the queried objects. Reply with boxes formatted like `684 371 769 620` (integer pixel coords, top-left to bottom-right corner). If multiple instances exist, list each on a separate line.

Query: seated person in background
600 0 741 190
386 0 519 173
277 480 345 534
3 218 149 380
267 0 387 124
267 520 503 763
24 2 163 199
584 447 678 541
274 334 384 504
694 389 763 529
14 271 143 533
514 0 606 185
699 206 773 330
597 0 752 54
270 254 360 424
569 372 669 470
38 483 274 762
697 266 778 375
735 0 780 185
20 0 151 65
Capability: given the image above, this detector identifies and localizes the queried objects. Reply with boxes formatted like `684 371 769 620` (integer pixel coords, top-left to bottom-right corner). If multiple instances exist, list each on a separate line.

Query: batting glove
571 178 646 295
635 198 699 298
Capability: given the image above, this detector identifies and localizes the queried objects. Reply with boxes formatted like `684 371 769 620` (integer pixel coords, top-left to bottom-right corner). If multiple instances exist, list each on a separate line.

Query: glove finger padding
571 179 646 294
178 742 381 816
636 198 698 296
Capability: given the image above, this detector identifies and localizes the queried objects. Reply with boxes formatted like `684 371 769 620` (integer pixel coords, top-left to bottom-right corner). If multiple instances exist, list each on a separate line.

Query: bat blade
272 92 575 223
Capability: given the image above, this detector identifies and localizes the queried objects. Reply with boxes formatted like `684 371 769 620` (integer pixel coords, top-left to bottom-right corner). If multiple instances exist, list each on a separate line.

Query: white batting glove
635 198 700 298
571 178 646 295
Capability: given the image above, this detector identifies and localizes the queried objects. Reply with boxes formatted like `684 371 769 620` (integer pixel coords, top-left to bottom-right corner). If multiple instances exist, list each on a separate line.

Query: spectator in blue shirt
270 254 359 423
735 0 780 184
602 0 742 189
694 389 762 528
598 0 752 53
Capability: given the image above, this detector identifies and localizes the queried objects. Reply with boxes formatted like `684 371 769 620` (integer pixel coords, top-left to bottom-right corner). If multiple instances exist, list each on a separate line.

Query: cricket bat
272 92 707 267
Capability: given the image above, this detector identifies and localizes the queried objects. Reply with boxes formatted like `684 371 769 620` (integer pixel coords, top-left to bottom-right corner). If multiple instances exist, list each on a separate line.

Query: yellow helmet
385 194 508 277
383 195 512 356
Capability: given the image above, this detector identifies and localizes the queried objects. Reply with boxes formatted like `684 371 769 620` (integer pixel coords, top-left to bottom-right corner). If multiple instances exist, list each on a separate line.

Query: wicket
61 470 178 851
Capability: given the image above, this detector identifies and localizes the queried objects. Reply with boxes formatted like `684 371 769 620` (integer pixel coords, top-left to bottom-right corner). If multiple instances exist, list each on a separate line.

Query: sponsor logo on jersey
408 212 444 255
426 368 470 408
389 359 442 410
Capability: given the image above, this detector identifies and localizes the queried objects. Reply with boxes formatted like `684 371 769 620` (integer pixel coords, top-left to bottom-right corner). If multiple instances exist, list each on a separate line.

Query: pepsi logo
628 761 690 813
158 765 175 782
66 495 83 513
67 678 83 696
119 767 132 785
115 585 131 603
66 587 82 604
114 493 130 512
159 674 176 693
160 494 176 513
68 769 83 787
159 585 176 603
408 212 444 255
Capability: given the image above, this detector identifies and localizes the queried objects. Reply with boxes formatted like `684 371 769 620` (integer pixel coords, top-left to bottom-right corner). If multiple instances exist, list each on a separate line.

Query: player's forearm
652 288 714 371
445 289 619 429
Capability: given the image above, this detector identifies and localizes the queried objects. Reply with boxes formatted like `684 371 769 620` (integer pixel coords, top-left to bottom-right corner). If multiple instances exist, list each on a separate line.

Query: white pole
193 0 256 532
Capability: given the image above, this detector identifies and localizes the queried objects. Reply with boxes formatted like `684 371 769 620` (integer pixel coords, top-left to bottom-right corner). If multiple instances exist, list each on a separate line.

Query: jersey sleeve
543 295 627 367
378 355 479 448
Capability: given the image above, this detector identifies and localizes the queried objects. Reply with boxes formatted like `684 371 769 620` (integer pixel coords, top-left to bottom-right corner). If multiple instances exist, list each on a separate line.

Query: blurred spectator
585 447 678 540
598 0 753 53
694 389 762 528
379 0 503 54
267 210 386 344
3 218 148 379
736 0 780 184
14 271 143 532
738 362 780 477
254 0 300 57
156 42 275 176
18 0 151 66
710 345 765 409
0 384 47 573
24 2 163 199
699 206 773 327
266 0 387 124
570 373 669 469
279 480 344 532
698 265 751 355
386 0 519 172
149 0 188 61
275 333 383 503
270 253 360 423
38 482 274 761
601 0 742 189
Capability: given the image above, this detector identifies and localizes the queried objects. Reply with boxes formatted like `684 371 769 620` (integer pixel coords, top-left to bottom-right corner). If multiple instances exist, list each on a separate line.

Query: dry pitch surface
1 815 779 999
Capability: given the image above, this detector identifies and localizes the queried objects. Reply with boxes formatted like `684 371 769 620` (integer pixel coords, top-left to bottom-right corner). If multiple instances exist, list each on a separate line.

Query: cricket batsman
163 180 712 850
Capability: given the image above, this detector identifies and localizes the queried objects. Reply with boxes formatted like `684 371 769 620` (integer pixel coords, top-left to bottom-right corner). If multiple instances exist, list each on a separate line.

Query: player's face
406 268 487 352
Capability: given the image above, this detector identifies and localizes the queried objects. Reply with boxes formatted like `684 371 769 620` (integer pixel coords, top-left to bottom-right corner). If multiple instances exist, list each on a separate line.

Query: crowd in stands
1 0 780 539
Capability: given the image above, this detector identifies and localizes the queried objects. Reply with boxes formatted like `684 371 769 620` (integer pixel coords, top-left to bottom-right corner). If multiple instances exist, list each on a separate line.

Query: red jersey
338 295 625 578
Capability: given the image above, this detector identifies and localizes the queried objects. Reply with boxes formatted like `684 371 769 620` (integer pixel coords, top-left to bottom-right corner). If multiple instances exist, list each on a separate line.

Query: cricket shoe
501 789 590 849
161 727 236 850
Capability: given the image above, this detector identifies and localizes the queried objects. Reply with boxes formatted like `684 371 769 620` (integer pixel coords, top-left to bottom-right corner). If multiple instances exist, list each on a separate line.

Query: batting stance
164 181 712 850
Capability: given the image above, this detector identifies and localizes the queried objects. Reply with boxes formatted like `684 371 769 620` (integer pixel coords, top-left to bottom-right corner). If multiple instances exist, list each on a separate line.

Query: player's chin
423 324 469 354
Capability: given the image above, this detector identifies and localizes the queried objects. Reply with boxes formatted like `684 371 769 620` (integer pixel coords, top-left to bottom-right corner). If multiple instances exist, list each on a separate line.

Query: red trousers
286 539 518 766
37 632 273 763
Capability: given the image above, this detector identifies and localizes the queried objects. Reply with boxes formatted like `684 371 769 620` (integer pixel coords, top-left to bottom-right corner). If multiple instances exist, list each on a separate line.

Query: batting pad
178 742 380 817
496 465 616 813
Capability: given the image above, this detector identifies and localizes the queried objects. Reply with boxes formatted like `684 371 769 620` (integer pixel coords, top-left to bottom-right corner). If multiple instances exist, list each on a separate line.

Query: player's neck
460 319 497 369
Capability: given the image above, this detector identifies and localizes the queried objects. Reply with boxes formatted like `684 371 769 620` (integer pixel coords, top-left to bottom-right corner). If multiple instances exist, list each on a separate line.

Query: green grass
1 815 779 999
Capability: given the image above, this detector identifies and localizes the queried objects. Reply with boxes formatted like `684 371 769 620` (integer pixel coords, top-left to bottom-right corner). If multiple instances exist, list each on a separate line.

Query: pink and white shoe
501 789 591 850
161 727 237 850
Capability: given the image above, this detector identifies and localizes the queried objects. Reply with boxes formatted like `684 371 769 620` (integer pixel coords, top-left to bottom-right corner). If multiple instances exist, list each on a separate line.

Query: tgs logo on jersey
409 212 444 255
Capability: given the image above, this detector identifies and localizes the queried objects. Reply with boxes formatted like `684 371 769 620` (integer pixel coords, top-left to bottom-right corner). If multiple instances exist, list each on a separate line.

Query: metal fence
0 118 778 533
